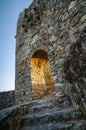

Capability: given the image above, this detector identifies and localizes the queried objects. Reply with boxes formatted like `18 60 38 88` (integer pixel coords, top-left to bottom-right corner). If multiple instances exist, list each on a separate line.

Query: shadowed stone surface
0 93 86 130
0 91 15 110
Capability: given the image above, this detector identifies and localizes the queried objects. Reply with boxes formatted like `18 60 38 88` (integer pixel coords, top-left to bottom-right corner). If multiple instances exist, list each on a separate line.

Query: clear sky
0 0 33 92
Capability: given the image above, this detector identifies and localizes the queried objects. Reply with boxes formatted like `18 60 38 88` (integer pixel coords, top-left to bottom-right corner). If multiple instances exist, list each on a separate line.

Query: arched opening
30 50 55 100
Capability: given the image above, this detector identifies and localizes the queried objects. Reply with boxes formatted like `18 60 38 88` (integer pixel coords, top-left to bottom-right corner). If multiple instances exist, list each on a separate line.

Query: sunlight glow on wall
30 50 55 100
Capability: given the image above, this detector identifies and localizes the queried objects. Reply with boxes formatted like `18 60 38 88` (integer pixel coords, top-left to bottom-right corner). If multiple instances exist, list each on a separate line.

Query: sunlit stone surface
30 50 55 99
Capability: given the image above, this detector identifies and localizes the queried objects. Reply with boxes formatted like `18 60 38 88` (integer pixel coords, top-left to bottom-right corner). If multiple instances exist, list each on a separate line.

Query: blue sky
0 0 33 91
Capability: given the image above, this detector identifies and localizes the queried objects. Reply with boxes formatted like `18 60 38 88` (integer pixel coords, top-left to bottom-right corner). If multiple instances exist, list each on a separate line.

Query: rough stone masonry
0 0 86 129
15 0 86 111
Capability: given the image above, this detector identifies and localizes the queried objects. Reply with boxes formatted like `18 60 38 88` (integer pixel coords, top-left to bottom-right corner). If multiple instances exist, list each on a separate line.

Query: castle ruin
0 0 86 129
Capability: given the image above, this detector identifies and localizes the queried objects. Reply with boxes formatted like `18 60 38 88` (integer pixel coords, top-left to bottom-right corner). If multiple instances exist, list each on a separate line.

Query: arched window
30 50 55 100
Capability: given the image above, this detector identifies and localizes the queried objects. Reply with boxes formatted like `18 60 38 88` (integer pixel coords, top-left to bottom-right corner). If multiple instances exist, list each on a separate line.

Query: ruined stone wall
15 0 86 114
0 103 27 130
0 91 15 110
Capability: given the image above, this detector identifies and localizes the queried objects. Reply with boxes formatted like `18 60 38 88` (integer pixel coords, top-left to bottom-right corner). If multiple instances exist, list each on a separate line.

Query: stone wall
15 0 86 114
0 91 15 110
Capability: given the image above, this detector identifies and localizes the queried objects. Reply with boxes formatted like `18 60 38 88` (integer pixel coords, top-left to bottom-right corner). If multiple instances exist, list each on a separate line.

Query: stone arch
30 49 55 100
